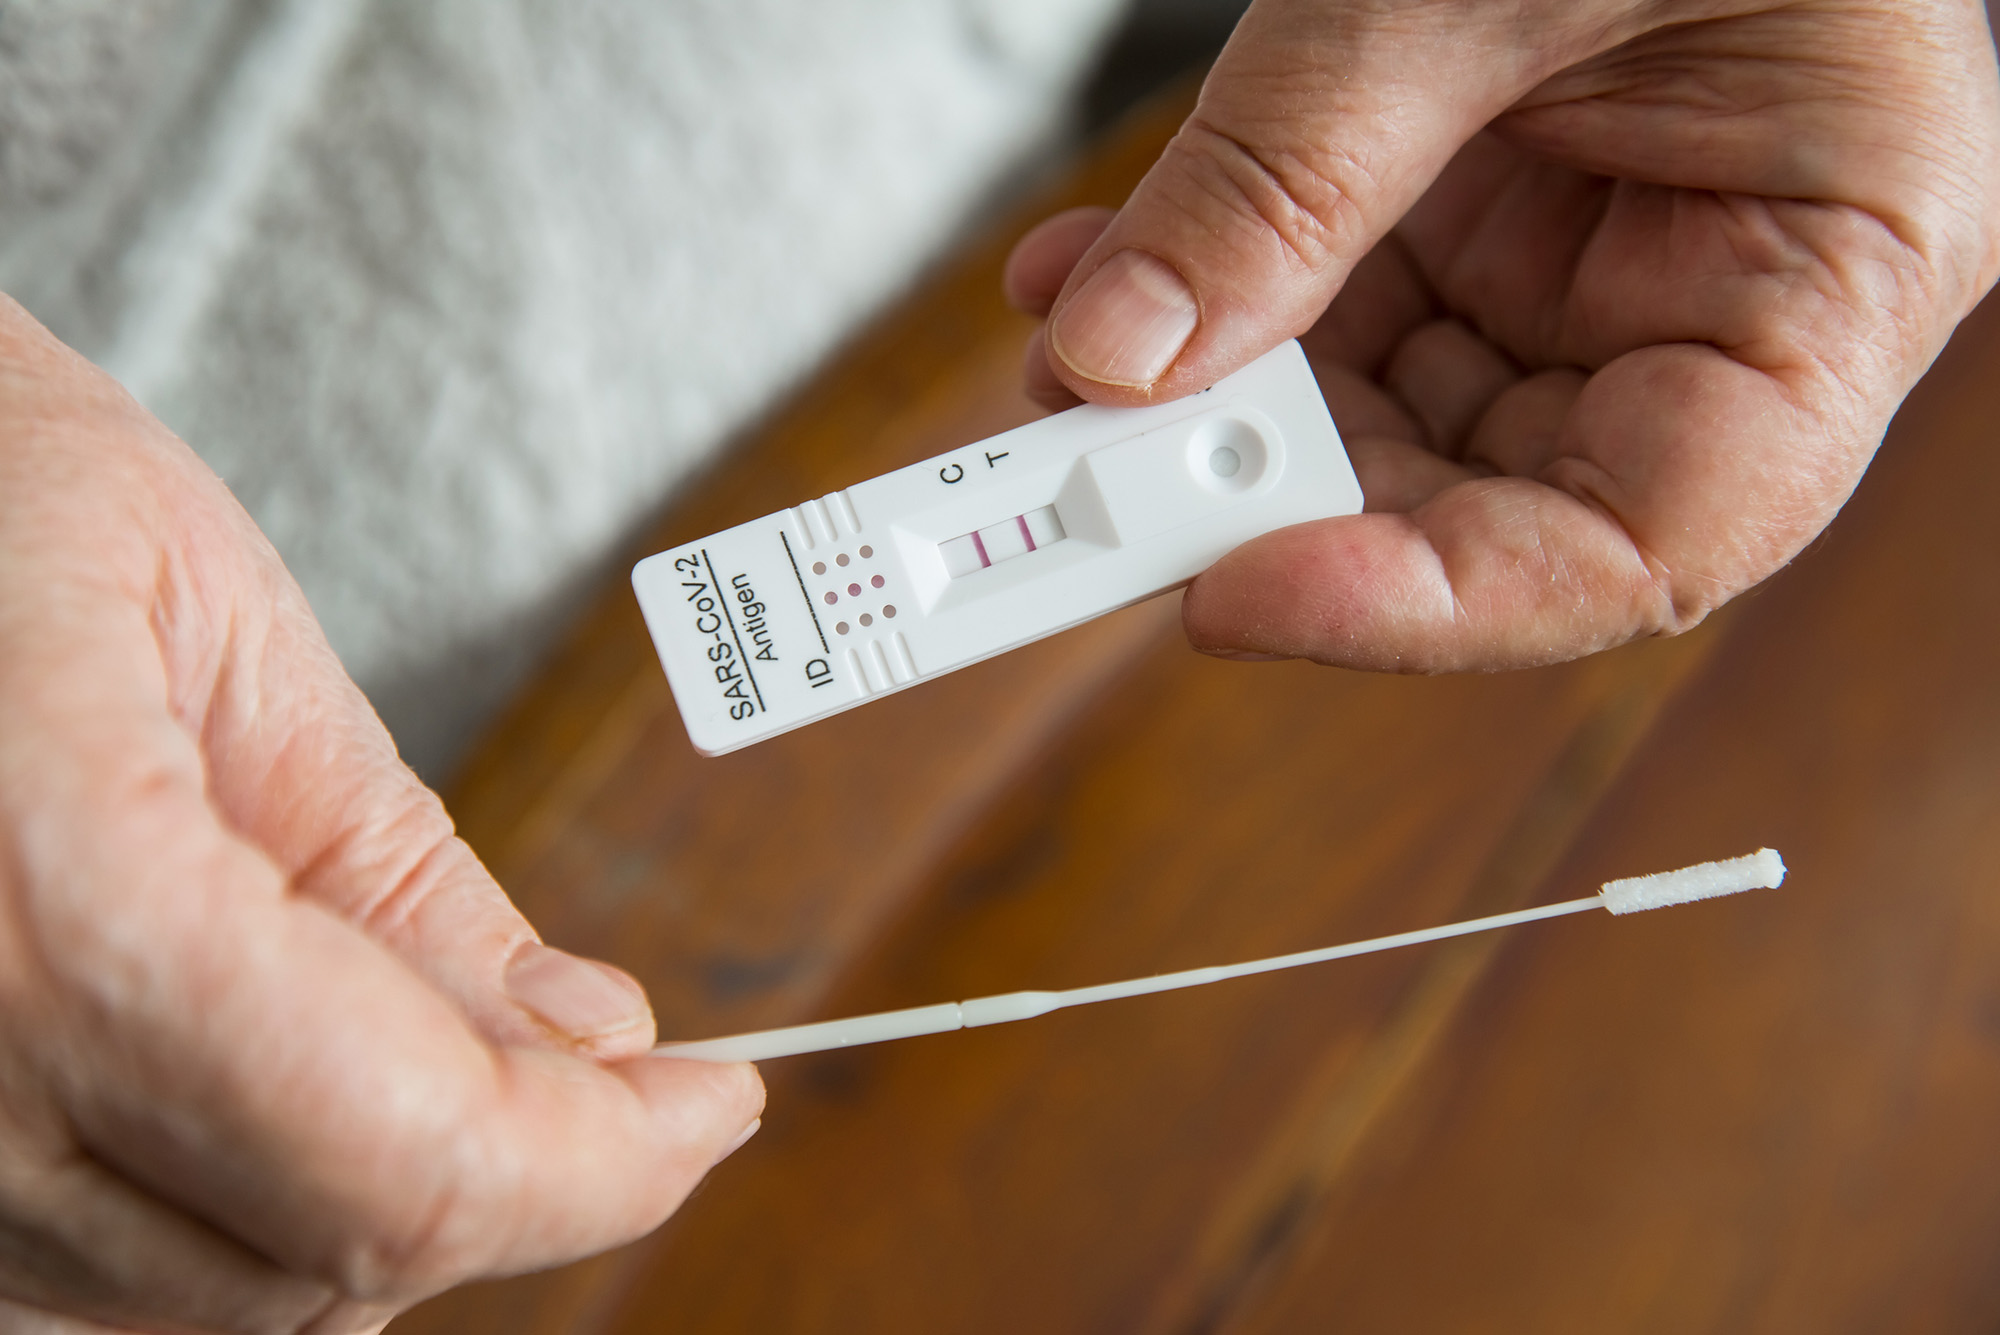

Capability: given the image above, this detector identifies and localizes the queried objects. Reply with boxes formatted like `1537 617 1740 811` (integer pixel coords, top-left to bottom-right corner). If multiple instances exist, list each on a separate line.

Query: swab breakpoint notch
655 849 1787 1064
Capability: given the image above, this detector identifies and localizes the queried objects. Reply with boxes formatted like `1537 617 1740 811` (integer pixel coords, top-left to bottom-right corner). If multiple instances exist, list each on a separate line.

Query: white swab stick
656 848 1786 1064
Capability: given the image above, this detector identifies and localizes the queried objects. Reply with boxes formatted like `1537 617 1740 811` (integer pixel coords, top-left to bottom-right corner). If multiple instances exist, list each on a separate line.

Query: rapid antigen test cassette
633 340 1360 756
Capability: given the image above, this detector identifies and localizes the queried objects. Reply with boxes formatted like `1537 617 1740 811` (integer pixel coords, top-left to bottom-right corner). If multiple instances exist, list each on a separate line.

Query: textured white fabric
0 0 1124 777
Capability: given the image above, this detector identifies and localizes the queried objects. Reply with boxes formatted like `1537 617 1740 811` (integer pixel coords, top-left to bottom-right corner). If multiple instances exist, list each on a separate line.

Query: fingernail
1050 249 1198 387
717 1117 761 1164
505 944 651 1041
1199 649 1289 662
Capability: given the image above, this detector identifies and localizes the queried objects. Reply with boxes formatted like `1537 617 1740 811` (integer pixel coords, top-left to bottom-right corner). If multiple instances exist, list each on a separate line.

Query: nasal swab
655 848 1786 1064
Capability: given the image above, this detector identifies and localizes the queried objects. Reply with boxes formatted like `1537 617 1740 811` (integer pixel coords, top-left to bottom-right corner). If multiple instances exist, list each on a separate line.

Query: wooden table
395 82 2000 1334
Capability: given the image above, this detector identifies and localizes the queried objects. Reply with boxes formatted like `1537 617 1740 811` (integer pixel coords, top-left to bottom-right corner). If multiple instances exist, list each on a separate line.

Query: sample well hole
871 574 884 588
823 591 837 605
1188 415 1270 495
847 583 861 596
836 553 850 567
835 621 849 635
883 605 897 618
860 613 873 627
812 561 826 576
859 545 873 558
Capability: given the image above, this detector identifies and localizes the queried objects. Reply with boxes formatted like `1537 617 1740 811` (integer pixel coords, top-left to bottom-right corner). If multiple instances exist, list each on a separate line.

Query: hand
1007 0 2000 669
0 297 762 1332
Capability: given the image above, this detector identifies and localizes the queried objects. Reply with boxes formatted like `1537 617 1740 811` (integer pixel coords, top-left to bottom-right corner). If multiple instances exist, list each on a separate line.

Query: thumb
1041 0 1605 403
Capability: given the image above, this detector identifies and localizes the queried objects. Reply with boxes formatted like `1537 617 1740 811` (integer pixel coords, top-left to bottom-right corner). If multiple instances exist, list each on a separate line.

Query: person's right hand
0 295 763 1333
1007 0 2000 672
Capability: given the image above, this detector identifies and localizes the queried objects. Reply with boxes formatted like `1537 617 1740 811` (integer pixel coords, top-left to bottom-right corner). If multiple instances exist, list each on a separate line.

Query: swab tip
1599 847 1785 915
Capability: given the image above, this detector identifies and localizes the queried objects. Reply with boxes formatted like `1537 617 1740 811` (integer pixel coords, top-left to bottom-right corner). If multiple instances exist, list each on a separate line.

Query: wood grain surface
396 76 2000 1335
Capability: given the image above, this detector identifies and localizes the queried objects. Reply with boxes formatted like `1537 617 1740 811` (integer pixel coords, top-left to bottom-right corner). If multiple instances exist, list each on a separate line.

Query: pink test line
970 529 991 568
1017 514 1036 552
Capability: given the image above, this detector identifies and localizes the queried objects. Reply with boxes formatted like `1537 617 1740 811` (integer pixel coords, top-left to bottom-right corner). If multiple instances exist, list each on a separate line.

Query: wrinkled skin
0 297 761 1333
1008 0 2000 669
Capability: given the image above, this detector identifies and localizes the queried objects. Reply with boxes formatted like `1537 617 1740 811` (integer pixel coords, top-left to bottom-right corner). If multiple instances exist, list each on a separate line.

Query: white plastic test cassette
633 339 1359 756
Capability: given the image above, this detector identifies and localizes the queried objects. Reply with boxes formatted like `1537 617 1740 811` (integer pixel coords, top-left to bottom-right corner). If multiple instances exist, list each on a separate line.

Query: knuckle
1169 111 1375 276
309 786 464 939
